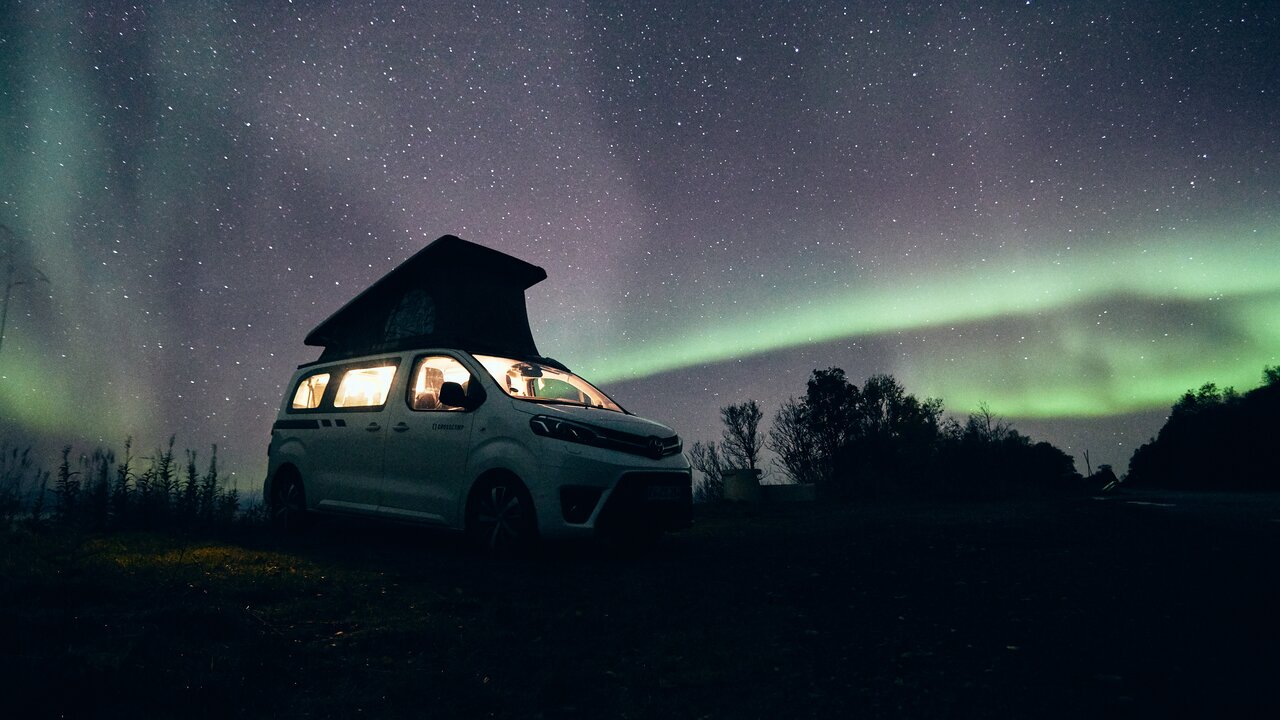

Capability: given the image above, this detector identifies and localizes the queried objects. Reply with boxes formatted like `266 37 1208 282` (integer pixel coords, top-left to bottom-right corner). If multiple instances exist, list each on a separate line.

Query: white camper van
264 236 691 548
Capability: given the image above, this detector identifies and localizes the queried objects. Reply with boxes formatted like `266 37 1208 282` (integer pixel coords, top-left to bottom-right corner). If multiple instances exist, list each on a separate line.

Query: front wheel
270 472 310 534
466 476 537 552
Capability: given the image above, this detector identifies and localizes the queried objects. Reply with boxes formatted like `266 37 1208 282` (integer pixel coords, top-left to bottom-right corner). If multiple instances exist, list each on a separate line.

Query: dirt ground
3 492 1279 718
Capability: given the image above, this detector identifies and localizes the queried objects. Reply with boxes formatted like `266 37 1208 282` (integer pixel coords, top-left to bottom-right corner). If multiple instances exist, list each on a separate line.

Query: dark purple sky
2 1 1278 488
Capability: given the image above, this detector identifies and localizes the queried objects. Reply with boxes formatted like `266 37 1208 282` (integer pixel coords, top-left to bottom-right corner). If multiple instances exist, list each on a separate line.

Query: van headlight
530 415 681 459
529 415 604 446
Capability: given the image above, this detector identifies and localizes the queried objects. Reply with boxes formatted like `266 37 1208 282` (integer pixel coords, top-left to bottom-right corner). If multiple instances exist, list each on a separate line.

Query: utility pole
0 224 50 358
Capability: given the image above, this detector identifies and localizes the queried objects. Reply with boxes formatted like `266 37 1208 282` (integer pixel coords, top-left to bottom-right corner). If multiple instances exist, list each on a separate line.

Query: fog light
560 486 604 524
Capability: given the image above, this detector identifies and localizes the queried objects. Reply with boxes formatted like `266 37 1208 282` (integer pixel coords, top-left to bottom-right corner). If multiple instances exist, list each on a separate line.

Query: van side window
410 356 471 411
333 365 397 408
291 372 330 410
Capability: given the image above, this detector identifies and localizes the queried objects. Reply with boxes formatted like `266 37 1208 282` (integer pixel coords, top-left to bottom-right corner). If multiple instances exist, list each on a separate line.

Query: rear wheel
466 476 537 552
270 471 310 534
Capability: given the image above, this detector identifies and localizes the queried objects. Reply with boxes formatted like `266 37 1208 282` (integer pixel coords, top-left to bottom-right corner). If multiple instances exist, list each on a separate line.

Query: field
3 493 1279 718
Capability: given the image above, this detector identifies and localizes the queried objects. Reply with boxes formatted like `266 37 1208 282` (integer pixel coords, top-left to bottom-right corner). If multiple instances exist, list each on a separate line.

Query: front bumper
593 471 692 534
532 442 691 538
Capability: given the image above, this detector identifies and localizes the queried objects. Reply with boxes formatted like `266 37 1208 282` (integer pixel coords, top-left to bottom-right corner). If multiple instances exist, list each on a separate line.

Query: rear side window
409 355 472 411
290 373 330 410
333 365 397 409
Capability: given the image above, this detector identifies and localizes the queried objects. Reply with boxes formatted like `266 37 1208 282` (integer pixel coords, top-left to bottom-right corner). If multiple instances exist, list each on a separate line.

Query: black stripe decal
274 419 321 430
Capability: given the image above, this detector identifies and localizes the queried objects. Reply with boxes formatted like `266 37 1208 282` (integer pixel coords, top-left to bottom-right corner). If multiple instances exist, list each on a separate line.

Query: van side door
308 360 399 515
379 354 477 524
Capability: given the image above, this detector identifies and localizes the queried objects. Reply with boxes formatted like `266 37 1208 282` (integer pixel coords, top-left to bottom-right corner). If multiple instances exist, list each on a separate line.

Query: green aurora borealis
579 228 1280 417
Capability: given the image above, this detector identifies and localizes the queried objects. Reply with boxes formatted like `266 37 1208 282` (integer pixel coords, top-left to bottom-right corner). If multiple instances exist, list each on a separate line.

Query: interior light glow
474 354 623 412
291 373 330 409
333 366 396 408
410 356 473 410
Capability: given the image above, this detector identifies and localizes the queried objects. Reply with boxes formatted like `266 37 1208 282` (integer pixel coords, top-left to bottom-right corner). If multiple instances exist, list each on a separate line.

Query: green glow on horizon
909 294 1280 418
572 228 1280 418
0 325 162 441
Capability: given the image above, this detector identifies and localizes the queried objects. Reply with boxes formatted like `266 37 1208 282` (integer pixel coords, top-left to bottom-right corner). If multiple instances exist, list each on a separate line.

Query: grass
3 495 1279 718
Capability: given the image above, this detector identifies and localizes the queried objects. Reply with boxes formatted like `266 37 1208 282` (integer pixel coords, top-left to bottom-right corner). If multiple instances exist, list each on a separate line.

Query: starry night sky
2 1 1278 488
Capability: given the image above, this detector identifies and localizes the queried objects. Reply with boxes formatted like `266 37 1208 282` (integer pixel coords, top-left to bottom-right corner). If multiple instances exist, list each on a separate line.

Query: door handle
392 422 410 432
365 422 381 432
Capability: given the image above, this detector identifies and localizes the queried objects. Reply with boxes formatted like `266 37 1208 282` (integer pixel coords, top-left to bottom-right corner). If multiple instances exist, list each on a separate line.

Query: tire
270 471 310 534
466 475 537 552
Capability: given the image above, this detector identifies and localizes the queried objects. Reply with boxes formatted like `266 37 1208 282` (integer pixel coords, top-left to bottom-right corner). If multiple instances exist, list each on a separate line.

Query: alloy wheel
471 481 534 551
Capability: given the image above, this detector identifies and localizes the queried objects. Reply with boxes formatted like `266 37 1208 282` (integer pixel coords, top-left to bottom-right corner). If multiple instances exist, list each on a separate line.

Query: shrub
2 436 250 534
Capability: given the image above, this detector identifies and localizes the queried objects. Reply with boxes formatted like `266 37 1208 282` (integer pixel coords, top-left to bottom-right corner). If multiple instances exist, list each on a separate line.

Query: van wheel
466 476 537 552
270 472 310 534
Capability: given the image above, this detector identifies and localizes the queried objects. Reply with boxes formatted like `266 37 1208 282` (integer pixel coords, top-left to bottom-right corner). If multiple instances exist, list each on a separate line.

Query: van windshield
473 355 625 413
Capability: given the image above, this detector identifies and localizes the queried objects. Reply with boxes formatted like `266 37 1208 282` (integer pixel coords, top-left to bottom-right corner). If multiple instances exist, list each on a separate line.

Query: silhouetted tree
767 368 864 489
769 367 1077 498
836 374 945 497
769 369 950 497
1128 366 1280 490
767 397 822 486
720 400 764 471
805 368 862 486
965 402 1014 443
689 441 726 503
932 403 1081 498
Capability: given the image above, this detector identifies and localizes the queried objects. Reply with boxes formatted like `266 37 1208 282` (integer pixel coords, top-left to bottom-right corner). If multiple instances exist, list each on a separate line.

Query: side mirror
440 381 483 410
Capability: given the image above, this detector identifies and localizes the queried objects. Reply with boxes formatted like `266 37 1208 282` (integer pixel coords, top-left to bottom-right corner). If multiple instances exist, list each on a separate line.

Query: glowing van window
410 356 472 411
291 373 330 409
474 355 623 412
333 366 396 408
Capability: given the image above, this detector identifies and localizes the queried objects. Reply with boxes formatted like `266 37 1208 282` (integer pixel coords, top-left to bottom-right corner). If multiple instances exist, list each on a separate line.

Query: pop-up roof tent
305 235 565 368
